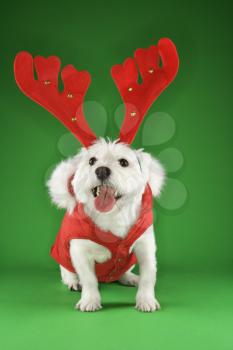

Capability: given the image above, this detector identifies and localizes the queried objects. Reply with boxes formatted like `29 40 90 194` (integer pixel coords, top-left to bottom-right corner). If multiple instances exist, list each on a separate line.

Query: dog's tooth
97 186 100 196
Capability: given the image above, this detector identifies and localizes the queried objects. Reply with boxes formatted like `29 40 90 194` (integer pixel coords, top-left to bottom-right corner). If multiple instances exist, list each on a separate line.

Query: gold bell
71 117 77 122
128 87 133 92
130 111 137 117
67 93 73 99
148 68 154 74
44 80 51 85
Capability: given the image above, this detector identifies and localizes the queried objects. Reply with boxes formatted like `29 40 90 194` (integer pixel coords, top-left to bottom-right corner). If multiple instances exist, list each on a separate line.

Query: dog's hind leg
60 265 82 291
118 270 139 287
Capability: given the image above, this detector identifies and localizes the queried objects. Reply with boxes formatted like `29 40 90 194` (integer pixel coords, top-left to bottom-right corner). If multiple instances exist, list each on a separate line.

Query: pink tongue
94 186 116 212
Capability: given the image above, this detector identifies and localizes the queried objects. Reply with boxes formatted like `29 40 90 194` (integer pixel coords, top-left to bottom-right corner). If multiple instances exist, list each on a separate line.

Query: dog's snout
95 166 111 181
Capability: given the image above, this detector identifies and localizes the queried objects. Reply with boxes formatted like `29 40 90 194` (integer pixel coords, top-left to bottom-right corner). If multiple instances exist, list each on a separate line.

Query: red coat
51 185 153 282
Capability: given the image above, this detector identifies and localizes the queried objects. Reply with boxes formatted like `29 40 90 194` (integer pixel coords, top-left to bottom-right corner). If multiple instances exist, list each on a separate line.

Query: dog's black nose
95 166 111 181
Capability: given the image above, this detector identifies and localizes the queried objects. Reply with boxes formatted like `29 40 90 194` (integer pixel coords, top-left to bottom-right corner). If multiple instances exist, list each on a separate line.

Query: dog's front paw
136 294 160 312
75 296 102 312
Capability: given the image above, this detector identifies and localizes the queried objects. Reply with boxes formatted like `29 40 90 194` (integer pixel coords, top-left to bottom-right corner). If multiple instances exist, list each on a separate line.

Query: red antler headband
14 38 179 147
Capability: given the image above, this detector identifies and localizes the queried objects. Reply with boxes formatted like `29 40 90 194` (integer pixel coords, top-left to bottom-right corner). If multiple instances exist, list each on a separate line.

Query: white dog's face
48 139 165 214
73 139 147 213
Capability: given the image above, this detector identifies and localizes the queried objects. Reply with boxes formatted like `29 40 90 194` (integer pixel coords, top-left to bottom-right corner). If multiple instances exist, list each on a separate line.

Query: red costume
14 39 179 279
51 185 153 282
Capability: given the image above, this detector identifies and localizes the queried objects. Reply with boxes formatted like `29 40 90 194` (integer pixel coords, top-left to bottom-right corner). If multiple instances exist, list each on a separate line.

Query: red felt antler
111 38 179 144
14 52 97 147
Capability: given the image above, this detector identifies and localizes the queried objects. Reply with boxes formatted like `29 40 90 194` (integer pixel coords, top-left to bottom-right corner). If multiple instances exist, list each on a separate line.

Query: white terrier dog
48 139 165 312
14 38 178 312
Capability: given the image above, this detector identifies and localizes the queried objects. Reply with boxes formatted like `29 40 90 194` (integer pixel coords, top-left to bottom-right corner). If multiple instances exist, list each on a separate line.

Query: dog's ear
136 150 165 198
47 156 80 213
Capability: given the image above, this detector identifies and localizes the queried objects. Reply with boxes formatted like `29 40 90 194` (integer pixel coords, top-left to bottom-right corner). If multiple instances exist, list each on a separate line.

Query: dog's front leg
70 239 102 312
133 226 160 312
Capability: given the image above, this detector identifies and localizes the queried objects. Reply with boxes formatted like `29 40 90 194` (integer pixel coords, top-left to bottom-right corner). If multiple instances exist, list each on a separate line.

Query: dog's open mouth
91 185 122 212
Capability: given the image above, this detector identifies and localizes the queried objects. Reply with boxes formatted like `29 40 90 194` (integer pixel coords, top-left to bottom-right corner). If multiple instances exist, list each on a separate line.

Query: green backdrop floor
1 269 232 350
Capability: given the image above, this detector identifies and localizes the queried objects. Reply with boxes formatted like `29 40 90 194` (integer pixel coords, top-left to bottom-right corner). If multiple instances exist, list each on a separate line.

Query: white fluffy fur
47 156 79 213
48 139 165 312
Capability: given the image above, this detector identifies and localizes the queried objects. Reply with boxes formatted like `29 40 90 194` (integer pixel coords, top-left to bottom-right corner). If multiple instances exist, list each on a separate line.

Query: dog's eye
89 157 97 166
119 158 129 167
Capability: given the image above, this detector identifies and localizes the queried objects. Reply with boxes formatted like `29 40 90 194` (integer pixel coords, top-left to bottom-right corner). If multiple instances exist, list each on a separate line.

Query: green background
0 0 232 349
